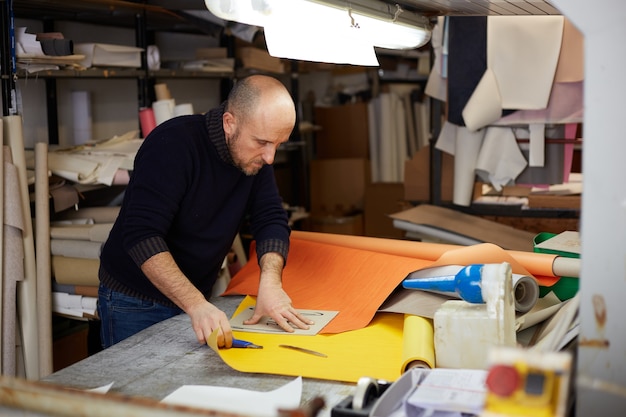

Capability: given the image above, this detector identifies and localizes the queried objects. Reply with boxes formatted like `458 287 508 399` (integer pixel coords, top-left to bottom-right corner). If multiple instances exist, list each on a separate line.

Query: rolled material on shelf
173 103 194 117
139 107 156 138
0 127 3 368
154 82 171 101
153 99 175 125
71 91 92 145
54 206 120 223
3 115 39 380
52 256 100 286
2 149 25 377
51 239 102 259
50 223 113 242
35 142 53 378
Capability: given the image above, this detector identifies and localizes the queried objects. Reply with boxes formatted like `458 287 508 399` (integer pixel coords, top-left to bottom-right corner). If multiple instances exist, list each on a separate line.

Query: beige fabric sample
554 18 584 83
463 16 565 131
475 127 527 191
3 154 25 376
462 68 503 132
4 115 39 380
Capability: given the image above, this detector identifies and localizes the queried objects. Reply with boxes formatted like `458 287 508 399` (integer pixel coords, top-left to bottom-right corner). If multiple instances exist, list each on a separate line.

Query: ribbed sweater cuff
255 238 289 266
128 236 169 267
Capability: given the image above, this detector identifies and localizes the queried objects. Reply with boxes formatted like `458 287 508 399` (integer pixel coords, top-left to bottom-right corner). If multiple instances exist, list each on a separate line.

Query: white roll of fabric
72 91 92 145
173 103 194 117
153 98 175 125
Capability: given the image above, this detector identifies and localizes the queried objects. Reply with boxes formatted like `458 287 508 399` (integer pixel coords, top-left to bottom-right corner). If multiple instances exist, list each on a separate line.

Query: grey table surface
2 295 356 416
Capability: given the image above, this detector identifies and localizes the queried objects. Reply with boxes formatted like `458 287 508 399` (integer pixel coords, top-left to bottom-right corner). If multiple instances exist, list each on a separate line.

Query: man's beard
227 130 263 176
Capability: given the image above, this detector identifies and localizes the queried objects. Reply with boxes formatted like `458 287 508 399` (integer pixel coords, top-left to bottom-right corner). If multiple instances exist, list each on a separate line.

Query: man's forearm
259 252 284 285
141 251 206 312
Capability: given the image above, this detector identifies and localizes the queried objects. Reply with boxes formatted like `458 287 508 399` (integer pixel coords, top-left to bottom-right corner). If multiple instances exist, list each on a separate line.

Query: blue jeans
97 284 183 349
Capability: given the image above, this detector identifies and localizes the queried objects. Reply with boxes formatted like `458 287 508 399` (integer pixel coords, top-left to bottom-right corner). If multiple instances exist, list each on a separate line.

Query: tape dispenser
331 377 390 417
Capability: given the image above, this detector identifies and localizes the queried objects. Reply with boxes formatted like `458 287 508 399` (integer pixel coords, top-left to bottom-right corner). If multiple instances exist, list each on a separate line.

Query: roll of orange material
291 231 559 285
225 234 560 335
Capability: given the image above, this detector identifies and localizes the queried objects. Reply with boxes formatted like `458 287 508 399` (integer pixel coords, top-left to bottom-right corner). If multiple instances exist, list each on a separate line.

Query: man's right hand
188 300 233 348
141 252 233 348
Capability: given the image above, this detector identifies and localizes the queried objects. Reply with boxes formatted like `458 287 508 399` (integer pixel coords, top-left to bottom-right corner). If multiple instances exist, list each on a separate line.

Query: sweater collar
206 102 235 166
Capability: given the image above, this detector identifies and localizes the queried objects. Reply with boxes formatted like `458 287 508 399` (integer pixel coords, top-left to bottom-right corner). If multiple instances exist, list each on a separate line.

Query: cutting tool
279 344 327 358
232 338 263 349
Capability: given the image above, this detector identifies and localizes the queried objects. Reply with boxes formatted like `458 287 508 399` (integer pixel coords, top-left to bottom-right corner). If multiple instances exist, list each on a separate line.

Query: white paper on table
86 382 114 394
162 376 302 417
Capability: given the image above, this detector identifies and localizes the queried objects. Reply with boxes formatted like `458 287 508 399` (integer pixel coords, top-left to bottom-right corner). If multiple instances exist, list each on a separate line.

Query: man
97 74 313 349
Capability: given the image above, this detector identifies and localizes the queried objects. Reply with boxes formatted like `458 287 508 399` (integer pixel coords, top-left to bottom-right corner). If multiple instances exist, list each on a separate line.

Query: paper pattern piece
211 296 434 383
229 305 338 335
162 376 302 417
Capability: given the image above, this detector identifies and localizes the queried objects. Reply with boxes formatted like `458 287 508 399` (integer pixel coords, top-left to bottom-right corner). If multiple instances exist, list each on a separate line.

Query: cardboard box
309 158 370 215
403 145 454 202
314 103 369 159
527 194 581 209
364 182 409 238
236 47 284 73
304 213 364 236
74 43 143 68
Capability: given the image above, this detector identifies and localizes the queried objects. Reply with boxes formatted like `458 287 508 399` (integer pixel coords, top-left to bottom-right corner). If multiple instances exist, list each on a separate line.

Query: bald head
222 75 297 175
225 75 296 127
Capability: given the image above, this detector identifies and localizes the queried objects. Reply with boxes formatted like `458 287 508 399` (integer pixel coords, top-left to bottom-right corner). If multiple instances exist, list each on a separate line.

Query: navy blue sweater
99 104 290 307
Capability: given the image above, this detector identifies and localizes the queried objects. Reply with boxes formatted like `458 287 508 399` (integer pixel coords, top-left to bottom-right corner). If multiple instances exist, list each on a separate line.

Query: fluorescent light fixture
205 0 432 65
263 0 380 66
204 0 273 27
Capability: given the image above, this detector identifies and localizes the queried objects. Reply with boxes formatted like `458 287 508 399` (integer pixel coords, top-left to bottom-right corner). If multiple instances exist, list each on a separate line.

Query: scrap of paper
85 382 114 394
161 376 302 417
229 305 339 335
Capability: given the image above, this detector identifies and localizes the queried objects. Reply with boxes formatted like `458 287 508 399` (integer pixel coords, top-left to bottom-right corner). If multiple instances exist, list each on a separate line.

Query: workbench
0 295 355 416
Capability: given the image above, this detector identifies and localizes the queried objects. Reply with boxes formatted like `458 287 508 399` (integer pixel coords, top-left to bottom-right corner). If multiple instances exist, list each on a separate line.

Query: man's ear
223 112 236 136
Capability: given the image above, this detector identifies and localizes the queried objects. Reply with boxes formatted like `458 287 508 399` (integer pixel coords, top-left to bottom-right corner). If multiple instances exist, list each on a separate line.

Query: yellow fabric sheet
210 296 434 383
